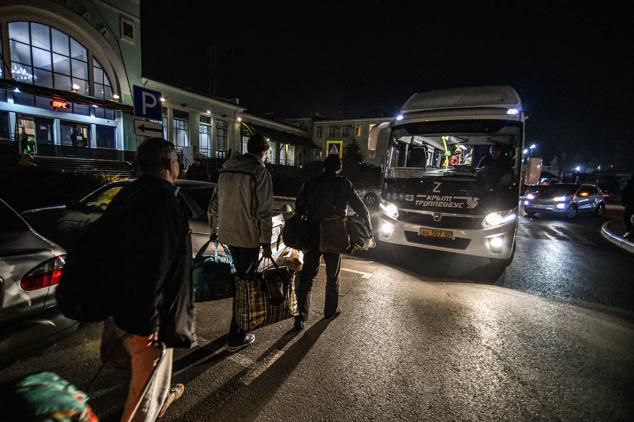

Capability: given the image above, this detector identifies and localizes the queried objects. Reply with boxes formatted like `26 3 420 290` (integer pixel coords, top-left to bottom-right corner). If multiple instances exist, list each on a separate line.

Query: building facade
288 116 392 166
0 0 317 169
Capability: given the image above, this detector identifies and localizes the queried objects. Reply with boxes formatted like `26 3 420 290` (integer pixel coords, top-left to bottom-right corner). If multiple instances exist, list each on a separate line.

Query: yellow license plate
419 228 454 239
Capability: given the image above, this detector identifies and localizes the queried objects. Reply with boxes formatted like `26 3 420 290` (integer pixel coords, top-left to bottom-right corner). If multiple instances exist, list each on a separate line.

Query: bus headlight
483 210 516 227
381 221 395 236
380 202 399 220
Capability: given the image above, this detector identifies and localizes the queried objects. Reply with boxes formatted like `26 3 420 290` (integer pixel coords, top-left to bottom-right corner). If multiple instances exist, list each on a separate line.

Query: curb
601 221 634 254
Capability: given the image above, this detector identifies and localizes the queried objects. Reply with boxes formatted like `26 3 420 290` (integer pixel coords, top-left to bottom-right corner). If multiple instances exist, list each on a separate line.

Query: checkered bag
234 259 298 332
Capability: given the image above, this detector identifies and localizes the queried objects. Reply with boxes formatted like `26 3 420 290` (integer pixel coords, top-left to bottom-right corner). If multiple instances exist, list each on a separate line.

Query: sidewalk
601 219 634 254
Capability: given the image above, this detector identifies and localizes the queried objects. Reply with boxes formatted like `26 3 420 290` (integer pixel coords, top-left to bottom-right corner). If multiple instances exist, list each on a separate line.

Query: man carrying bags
209 133 274 352
294 154 372 330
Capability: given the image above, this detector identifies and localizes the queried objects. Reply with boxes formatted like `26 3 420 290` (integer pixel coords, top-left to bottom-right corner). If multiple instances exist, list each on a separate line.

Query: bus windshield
386 120 522 179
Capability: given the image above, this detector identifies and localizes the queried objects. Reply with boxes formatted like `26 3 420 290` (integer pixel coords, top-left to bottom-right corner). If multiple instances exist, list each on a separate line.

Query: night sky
142 2 634 168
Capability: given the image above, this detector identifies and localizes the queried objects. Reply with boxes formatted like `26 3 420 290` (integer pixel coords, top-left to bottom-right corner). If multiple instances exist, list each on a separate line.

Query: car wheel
363 193 379 209
525 211 536 218
567 204 578 219
595 203 605 217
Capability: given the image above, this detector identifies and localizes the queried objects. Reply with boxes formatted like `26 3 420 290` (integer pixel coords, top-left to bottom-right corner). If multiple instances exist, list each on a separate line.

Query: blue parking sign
133 85 162 121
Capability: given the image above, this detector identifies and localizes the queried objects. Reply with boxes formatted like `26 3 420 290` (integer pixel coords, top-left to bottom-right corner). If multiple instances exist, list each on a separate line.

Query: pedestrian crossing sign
326 140 344 159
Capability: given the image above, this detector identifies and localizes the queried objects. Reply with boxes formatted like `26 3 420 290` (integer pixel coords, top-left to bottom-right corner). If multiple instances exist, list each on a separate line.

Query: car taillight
20 255 66 291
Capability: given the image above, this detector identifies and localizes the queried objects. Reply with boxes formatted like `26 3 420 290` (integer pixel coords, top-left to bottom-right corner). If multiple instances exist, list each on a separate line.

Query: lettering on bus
415 194 479 209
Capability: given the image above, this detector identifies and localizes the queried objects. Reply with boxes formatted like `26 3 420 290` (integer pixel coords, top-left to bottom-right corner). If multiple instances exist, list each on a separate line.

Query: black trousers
228 246 260 346
296 248 342 321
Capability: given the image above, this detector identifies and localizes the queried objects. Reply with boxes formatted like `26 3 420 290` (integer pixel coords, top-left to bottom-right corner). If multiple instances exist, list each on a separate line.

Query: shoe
158 384 184 418
226 334 255 353
293 317 305 331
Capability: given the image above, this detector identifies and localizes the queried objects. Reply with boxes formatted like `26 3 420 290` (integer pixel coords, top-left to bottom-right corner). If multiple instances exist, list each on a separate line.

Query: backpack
55 185 148 323
55 211 120 322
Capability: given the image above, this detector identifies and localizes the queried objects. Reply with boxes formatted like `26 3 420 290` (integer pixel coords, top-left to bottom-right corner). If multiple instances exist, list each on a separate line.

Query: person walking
208 133 273 352
106 137 195 421
293 154 371 330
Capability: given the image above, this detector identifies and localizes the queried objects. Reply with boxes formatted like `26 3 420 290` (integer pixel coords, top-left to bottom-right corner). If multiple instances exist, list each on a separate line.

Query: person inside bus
449 147 462 166
476 144 513 169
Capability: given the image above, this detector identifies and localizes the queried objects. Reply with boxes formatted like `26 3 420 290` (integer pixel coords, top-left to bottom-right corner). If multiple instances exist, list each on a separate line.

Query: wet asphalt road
2 213 633 420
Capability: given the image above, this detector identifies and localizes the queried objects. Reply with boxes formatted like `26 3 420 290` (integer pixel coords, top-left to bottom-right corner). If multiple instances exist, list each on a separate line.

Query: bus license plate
419 228 454 239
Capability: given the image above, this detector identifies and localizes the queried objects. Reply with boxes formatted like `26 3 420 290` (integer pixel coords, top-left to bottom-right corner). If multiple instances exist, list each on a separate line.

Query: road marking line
320 264 372 279
228 353 255 368
240 349 285 385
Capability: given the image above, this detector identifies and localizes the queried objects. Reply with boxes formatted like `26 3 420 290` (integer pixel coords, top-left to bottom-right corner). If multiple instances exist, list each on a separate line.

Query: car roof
111 178 214 189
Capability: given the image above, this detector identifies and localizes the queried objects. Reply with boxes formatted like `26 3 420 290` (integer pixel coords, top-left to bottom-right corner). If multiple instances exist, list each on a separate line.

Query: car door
576 185 594 211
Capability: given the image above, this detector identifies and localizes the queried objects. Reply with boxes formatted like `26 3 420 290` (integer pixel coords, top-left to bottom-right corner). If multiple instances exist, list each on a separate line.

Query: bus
368 86 525 266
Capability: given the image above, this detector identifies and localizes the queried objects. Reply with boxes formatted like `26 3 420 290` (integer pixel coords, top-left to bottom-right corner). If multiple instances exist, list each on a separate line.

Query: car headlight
380 202 399 220
553 195 567 202
526 193 535 200
483 210 516 227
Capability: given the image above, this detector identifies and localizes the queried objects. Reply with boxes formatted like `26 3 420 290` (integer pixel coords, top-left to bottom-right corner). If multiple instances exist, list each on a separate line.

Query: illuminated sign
51 99 70 109
325 139 344 159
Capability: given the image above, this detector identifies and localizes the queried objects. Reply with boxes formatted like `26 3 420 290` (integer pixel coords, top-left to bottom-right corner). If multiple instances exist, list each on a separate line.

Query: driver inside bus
477 144 513 169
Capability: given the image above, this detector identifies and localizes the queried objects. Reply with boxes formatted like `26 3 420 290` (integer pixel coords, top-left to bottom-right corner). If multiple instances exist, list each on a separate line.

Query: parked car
523 183 605 219
22 179 287 258
0 198 77 362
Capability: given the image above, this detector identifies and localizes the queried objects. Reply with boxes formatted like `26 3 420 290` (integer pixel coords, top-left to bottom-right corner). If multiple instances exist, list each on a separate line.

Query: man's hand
210 232 218 242
261 243 273 258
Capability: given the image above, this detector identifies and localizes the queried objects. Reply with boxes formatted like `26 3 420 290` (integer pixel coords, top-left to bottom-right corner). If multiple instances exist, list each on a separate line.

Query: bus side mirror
368 122 391 152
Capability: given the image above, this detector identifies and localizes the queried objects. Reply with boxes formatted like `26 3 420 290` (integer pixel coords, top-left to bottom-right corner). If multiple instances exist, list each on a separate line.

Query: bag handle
195 240 211 260
256 256 280 270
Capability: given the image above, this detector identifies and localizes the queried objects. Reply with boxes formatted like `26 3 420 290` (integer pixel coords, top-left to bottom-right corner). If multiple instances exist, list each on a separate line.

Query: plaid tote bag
234 259 298 332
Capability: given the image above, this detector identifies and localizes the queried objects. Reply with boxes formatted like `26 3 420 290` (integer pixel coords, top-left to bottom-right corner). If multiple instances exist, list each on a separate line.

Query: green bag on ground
6 371 98 421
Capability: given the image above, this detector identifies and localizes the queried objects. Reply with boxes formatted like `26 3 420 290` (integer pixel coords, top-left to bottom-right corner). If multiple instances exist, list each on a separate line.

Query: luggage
192 241 236 302
319 215 375 254
319 216 349 253
56 212 120 322
234 259 298 332
5 371 98 421
282 213 312 251
277 248 304 272
347 215 376 253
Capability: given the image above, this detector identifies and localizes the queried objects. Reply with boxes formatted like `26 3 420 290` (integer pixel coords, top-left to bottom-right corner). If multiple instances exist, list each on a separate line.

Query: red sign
51 99 70 109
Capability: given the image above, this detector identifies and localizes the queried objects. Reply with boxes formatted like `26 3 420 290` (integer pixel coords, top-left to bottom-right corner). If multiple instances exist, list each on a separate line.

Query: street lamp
529 144 536 150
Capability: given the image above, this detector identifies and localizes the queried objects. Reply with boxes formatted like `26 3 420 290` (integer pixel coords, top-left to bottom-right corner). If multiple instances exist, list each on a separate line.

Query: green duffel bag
192 241 236 302
5 371 98 421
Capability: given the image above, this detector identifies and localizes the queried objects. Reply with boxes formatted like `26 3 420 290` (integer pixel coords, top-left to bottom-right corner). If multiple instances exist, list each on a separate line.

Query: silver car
523 183 605 218
22 179 286 258
0 199 77 362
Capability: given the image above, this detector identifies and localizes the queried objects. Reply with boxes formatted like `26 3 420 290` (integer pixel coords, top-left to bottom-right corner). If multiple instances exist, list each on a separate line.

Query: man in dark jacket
294 154 371 330
106 137 195 421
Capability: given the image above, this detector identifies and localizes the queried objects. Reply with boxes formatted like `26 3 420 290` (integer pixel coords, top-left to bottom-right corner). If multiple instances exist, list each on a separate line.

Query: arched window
93 57 113 99
8 21 114 99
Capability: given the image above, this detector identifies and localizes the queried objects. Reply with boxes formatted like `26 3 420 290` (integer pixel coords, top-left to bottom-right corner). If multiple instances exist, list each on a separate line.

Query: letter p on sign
133 85 162 121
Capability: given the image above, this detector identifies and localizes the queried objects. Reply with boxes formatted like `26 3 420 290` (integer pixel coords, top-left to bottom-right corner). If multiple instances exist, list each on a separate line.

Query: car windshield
532 184 578 196
0 200 30 234
183 186 214 213
387 120 521 180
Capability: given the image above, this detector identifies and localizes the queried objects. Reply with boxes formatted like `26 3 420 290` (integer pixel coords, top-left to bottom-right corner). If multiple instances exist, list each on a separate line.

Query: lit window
8 21 93 95
93 58 113 100
215 119 227 157
199 123 212 156
355 125 362 137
